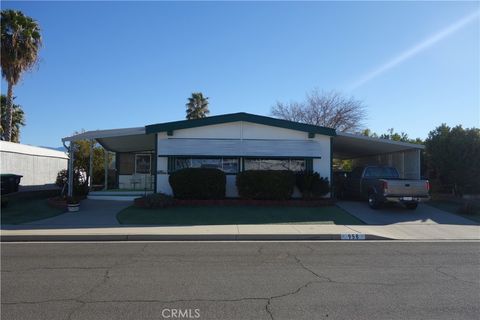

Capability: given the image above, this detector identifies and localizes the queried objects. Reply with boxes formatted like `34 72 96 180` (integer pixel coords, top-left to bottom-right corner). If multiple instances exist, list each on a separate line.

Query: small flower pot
67 203 80 212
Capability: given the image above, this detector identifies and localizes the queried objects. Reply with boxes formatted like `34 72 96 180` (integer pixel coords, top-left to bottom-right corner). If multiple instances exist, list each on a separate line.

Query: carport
62 127 156 197
333 132 424 179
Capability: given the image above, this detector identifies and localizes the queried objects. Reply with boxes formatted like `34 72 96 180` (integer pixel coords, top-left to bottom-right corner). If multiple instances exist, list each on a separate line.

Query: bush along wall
169 168 226 199
296 172 330 199
236 170 295 200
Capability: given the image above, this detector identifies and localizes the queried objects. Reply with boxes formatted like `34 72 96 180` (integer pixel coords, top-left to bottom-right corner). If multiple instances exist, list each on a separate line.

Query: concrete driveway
17 199 131 228
337 201 478 225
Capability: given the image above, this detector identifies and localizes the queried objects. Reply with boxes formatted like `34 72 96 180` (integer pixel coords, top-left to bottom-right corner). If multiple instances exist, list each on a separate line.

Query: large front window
173 157 239 174
244 158 306 171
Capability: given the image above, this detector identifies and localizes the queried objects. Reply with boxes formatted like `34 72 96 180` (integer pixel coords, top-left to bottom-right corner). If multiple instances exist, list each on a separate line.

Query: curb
0 233 391 242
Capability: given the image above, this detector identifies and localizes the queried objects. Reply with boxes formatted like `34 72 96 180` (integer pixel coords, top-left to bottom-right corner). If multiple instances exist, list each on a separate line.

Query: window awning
158 139 323 158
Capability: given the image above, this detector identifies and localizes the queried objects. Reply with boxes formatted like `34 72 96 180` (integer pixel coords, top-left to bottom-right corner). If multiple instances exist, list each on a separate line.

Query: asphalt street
1 241 479 320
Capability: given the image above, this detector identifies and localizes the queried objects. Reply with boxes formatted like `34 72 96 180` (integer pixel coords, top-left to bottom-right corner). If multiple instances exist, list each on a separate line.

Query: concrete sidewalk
2 223 479 241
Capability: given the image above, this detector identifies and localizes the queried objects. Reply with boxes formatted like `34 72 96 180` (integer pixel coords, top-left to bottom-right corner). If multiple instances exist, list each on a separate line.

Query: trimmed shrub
169 168 226 199
56 169 88 196
1 196 9 208
236 170 295 200
134 193 174 208
296 172 330 199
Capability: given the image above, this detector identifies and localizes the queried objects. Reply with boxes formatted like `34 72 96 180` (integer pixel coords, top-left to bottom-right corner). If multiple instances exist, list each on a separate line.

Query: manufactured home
0 141 68 191
62 112 423 200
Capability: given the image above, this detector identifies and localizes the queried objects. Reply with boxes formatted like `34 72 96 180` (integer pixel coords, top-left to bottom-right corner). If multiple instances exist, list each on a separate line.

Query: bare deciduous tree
271 89 367 132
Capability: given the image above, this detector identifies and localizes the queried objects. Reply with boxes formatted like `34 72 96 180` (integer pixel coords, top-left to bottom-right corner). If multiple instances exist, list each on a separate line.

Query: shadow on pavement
336 200 478 226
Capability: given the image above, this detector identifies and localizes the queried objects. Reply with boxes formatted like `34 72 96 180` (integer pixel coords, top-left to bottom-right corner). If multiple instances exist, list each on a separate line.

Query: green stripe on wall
306 158 313 172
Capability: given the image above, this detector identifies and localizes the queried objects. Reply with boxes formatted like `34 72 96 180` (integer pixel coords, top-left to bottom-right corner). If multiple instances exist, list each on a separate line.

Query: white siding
118 174 153 190
226 175 238 198
242 122 307 140
403 149 421 179
0 141 68 191
172 122 242 139
312 135 331 179
156 157 171 194
171 121 309 140
155 121 333 197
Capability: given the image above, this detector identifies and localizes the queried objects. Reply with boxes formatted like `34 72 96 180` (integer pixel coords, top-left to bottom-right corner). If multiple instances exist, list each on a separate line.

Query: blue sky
2 1 479 147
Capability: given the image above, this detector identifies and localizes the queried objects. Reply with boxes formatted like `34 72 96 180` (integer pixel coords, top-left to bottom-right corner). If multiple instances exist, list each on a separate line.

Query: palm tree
0 94 25 143
186 92 209 120
1 10 41 141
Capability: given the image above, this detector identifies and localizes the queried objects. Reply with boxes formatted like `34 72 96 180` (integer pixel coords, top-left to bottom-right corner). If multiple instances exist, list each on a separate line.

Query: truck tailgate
384 180 428 196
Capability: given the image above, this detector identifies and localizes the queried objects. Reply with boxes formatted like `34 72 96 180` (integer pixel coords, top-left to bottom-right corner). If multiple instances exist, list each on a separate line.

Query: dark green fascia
306 158 313 172
145 112 336 137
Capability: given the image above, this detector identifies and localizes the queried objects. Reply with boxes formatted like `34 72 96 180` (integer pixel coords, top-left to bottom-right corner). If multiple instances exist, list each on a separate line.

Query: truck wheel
405 203 418 210
368 193 381 209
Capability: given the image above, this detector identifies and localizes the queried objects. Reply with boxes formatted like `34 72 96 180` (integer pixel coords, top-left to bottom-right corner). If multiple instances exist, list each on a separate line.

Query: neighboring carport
333 132 424 179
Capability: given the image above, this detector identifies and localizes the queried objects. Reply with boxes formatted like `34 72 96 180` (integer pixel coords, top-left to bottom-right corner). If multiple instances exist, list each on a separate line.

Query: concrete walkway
337 201 478 225
20 199 130 228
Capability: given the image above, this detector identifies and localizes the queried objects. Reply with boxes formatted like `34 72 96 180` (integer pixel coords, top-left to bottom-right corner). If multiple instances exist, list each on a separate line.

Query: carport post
104 149 108 191
67 142 74 197
416 149 421 179
89 139 94 192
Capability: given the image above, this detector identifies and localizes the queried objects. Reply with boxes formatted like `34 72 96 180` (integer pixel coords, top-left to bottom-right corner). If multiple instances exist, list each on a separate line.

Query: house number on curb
341 233 366 240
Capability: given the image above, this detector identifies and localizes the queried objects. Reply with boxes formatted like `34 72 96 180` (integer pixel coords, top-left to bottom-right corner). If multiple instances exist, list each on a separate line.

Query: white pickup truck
343 166 430 210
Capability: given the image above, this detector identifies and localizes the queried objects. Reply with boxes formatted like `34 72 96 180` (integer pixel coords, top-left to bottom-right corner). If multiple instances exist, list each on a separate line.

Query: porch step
87 191 153 201
89 191 153 196
87 195 141 201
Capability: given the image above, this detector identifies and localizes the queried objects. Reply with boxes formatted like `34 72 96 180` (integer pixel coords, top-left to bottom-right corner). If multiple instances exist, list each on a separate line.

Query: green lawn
117 205 364 225
426 200 480 224
1 198 64 225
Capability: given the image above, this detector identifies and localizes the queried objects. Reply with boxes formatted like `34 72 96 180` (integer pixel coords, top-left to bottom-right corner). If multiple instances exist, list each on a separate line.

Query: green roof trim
145 112 336 136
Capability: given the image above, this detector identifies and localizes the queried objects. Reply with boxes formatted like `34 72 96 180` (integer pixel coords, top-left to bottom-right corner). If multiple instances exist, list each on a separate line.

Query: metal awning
333 132 424 159
62 127 155 153
157 138 324 158
61 124 425 157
